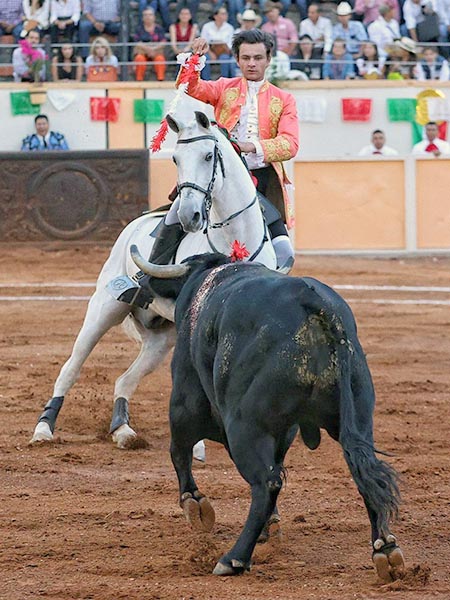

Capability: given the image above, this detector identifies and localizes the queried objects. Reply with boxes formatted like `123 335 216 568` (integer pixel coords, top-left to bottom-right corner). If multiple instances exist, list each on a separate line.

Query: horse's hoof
29 422 53 444
372 538 405 582
213 558 248 576
111 424 137 448
181 494 215 532
193 440 206 462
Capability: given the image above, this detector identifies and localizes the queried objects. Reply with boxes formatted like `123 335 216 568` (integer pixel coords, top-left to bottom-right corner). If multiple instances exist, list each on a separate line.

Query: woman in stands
21 0 50 36
133 6 166 81
356 41 384 79
85 36 119 74
169 7 198 57
51 43 83 81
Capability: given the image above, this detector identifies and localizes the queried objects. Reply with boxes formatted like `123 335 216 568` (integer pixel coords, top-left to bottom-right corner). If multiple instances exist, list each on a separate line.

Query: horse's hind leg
30 290 130 444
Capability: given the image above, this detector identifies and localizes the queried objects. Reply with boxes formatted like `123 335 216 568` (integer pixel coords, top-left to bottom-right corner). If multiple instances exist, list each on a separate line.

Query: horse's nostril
192 212 201 225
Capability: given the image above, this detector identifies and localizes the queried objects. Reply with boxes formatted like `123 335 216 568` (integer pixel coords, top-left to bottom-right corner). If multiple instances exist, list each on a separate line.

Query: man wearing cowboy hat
236 8 262 32
332 1 367 56
261 1 299 56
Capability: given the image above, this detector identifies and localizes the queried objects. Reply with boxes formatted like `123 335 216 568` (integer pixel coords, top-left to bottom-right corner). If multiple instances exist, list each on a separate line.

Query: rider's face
236 42 270 82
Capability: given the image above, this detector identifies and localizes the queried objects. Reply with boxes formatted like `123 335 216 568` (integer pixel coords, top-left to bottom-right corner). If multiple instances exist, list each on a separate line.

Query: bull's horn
130 245 190 279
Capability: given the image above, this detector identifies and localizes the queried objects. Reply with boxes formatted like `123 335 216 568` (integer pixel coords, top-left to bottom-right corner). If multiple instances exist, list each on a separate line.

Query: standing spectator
412 121 450 155
200 7 235 79
261 1 298 57
51 41 82 80
12 28 45 81
384 36 417 77
415 45 449 79
139 0 170 32
0 0 24 41
21 114 69 150
354 0 400 26
356 40 384 76
323 38 356 78
78 0 121 58
291 33 323 78
133 6 166 81
368 4 401 58
358 129 399 155
49 0 80 43
85 36 118 73
299 3 333 53
21 0 50 36
169 7 198 56
332 2 368 57
235 8 262 33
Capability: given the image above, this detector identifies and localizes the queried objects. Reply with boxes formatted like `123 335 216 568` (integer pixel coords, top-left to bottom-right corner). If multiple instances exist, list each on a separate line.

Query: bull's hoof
111 424 137 448
29 421 53 444
257 513 282 544
372 537 405 582
213 558 248 576
181 493 215 532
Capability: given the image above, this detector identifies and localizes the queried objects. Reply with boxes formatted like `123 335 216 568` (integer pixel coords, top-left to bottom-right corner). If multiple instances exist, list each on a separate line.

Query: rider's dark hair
231 29 274 59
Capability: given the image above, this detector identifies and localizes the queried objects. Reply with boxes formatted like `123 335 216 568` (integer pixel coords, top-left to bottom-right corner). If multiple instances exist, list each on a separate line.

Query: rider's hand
191 37 209 56
238 142 256 154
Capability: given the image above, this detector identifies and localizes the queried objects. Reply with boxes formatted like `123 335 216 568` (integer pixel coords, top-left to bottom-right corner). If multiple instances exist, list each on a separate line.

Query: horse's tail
337 340 400 536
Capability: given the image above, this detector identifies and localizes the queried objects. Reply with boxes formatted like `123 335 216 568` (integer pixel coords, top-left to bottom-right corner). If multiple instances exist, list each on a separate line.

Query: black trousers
251 165 287 239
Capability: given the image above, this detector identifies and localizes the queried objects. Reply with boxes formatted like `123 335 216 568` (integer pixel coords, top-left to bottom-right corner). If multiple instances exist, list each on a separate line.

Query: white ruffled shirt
231 79 267 170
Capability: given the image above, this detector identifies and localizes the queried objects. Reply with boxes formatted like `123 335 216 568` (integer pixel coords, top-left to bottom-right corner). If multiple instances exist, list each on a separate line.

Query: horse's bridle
175 133 268 261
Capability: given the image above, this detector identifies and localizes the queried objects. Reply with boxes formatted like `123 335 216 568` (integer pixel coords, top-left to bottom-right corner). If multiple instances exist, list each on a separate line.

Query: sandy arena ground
0 242 449 600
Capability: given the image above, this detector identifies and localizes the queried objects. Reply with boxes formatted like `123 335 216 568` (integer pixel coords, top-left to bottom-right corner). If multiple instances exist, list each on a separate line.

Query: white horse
30 111 277 452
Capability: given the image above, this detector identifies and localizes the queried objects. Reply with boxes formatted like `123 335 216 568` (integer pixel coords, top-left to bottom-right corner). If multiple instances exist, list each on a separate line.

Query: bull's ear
194 111 210 130
166 114 181 133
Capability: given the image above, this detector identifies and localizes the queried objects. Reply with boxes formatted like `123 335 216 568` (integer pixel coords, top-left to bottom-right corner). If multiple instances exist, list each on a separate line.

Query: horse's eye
205 152 213 162
172 156 177 165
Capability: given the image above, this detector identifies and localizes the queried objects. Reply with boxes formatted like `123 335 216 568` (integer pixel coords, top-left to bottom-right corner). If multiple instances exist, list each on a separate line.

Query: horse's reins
176 133 268 261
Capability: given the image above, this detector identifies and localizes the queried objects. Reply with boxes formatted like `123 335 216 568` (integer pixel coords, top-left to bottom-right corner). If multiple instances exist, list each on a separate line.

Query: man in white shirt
368 4 401 58
299 3 333 53
412 121 450 156
359 129 399 156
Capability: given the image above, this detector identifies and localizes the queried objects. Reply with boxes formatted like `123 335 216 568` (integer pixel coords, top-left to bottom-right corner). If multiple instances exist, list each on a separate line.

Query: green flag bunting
386 98 417 122
134 99 164 123
10 91 42 116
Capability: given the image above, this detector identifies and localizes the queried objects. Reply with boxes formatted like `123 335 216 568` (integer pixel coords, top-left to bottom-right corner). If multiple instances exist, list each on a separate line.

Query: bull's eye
172 156 177 164
205 152 213 162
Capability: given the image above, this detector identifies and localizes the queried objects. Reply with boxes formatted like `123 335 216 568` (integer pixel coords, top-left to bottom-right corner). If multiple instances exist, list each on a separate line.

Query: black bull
141 252 405 581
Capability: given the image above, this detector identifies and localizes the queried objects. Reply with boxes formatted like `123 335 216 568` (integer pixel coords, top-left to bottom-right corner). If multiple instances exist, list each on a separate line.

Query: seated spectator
169 7 198 57
21 0 50 37
322 38 356 78
85 36 119 75
354 0 400 27
133 6 166 81
367 4 400 59
139 0 170 32
261 1 298 58
358 129 399 155
78 0 121 58
0 0 24 41
200 7 235 80
356 40 384 77
174 0 200 23
235 8 262 33
291 33 323 79
412 121 450 155
213 0 246 29
385 36 417 78
49 0 80 44
12 28 45 82
21 114 69 151
332 2 367 57
403 0 439 43
415 45 449 80
299 3 333 53
438 0 450 58
51 42 82 81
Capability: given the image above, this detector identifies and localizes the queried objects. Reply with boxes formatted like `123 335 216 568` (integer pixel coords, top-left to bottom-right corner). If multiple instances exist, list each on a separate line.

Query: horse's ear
166 114 181 133
194 111 210 130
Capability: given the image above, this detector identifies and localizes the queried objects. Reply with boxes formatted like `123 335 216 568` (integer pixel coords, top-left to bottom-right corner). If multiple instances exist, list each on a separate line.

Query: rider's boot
107 223 186 308
273 234 295 274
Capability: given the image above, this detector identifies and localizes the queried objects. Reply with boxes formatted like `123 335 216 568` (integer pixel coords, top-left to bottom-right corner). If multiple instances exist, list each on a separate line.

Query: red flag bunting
90 97 121 122
341 98 372 122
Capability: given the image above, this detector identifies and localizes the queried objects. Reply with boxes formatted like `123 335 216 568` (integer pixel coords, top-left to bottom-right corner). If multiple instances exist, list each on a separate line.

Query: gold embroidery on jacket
218 88 240 126
262 136 291 162
268 96 283 138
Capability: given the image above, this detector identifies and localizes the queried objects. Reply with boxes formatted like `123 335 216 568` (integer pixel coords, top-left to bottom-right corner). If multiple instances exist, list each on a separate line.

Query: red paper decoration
90 97 121 122
341 98 372 122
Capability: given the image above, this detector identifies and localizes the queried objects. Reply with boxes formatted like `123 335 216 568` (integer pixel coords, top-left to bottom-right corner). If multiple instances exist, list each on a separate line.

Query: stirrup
277 256 294 275
106 274 153 309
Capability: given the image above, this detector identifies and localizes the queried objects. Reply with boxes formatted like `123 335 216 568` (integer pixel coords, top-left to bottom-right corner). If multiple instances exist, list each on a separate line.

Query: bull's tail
337 341 400 536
